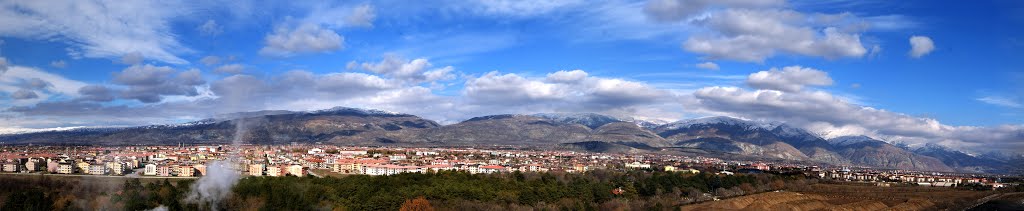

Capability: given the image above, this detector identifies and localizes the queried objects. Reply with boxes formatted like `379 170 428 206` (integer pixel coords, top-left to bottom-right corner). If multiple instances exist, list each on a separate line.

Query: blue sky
0 0 1021 152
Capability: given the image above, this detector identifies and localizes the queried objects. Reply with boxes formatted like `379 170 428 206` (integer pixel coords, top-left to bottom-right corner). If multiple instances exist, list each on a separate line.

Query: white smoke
185 118 248 209
185 160 240 209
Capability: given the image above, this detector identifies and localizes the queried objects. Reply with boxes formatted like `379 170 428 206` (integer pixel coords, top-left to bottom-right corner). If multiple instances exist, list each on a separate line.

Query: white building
144 164 158 176
287 165 304 177
2 163 17 172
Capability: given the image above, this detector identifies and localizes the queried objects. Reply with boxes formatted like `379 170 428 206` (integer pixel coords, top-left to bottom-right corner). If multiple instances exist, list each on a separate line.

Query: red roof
480 165 505 170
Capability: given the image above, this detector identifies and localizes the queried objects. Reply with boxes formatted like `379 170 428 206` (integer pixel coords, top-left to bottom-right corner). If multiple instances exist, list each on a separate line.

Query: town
0 144 1014 190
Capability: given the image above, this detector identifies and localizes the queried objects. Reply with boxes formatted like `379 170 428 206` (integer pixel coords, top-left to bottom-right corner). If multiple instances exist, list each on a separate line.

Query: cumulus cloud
464 70 671 110
909 35 935 58
685 65 1024 153
683 9 867 62
0 1 193 64
545 70 589 83
112 65 206 103
10 89 38 99
692 85 1024 152
77 85 116 102
214 64 245 74
259 23 344 57
355 55 455 83
198 20 223 36
746 66 833 92
696 62 720 70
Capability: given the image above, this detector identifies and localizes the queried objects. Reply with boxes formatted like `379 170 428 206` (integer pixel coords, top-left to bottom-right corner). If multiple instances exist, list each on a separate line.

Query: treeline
0 175 195 211
223 170 808 210
1 170 812 211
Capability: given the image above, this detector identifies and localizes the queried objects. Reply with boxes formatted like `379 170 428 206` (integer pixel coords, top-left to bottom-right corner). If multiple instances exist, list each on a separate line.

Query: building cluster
807 166 1002 188
0 145 1011 190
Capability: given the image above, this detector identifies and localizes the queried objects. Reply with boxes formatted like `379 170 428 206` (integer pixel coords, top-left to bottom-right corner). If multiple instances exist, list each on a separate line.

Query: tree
399 196 434 211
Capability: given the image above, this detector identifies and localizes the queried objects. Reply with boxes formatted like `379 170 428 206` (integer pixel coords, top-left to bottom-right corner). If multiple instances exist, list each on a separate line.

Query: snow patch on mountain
531 113 623 129
660 116 779 131
827 135 883 146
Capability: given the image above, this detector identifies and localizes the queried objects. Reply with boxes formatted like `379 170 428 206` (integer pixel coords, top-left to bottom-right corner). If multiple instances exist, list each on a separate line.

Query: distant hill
2 109 1018 173
0 107 440 146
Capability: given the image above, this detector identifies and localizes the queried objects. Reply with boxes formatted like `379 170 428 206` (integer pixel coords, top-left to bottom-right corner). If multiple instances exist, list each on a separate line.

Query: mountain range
1 107 1018 173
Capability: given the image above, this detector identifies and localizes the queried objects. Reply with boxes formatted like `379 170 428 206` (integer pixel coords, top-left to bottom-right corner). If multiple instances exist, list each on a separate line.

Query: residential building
89 164 106 175
176 165 194 177
144 164 157 176
287 165 304 177
266 166 282 177
58 163 74 174
248 164 264 176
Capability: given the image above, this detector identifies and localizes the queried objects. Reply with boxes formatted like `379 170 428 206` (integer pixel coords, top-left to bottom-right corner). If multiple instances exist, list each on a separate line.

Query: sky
0 0 1021 153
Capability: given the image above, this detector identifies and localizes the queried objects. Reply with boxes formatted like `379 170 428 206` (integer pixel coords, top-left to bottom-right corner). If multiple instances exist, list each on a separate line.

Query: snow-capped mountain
531 113 623 129
912 143 1012 173
827 135 884 147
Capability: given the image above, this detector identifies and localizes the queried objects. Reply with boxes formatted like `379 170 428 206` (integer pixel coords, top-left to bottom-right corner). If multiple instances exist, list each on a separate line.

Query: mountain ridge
0 108 1015 173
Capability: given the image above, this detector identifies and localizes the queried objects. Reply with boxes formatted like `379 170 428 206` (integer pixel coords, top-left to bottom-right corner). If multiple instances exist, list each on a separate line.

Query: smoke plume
185 118 248 209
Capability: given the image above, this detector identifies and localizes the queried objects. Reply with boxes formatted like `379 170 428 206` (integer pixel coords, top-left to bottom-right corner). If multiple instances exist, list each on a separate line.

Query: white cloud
909 35 935 58
464 0 583 17
977 96 1022 108
305 4 378 29
465 71 569 104
683 9 867 62
345 4 376 27
0 65 88 98
696 62 720 70
198 19 223 36
746 66 833 92
464 70 672 110
356 55 455 83
259 23 344 57
112 64 206 103
0 1 193 64
214 64 245 74
545 70 589 83
691 85 1024 152
685 65 1024 153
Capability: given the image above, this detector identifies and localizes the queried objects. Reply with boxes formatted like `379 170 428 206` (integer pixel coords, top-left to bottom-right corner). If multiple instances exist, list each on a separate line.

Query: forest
1 170 815 210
